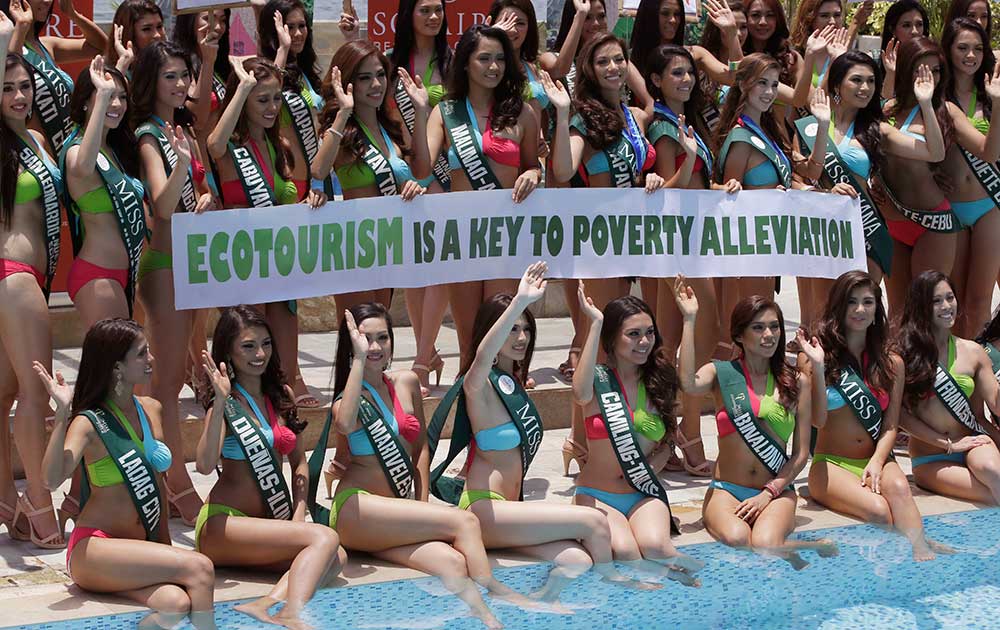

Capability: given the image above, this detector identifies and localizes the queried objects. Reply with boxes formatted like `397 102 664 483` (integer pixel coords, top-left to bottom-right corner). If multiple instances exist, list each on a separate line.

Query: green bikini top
947 335 976 398
75 150 146 214
87 398 172 487
633 382 667 443
758 370 796 443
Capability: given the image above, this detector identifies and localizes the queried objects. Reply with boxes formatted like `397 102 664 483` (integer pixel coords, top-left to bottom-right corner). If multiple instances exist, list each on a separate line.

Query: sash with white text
714 360 789 476
226 384 292 520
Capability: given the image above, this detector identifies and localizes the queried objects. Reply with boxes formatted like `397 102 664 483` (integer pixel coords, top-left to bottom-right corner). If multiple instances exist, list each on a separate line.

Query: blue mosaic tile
9 509 1000 630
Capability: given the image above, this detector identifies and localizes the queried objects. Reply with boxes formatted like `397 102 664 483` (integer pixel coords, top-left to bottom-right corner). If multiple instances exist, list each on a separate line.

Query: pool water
12 509 1000 630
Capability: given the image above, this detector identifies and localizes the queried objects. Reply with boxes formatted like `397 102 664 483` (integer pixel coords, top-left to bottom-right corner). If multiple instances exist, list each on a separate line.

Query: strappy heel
0 498 29 542
676 432 713 477
57 493 80 538
324 457 347 499
14 494 65 549
561 437 588 476
413 353 444 397
167 486 201 527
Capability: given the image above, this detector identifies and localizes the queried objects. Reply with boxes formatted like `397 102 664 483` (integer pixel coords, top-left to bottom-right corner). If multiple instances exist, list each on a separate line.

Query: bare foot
785 552 810 571
235 598 278 625
472 608 504 629
667 553 705 574
928 539 957 555
912 542 936 562
815 539 839 558
601 575 663 590
273 606 315 630
665 568 701 588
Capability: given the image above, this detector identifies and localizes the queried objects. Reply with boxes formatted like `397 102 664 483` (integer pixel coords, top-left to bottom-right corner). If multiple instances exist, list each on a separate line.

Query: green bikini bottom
812 453 870 479
328 488 371 529
194 503 248 550
457 489 507 510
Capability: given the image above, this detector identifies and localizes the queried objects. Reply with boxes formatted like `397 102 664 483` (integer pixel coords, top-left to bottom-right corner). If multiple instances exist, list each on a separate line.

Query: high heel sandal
561 438 588 476
0 498 29 542
293 376 322 409
13 494 65 549
675 433 714 477
558 347 581 380
324 457 347 499
413 353 445 397
57 493 80 538
167 487 201 527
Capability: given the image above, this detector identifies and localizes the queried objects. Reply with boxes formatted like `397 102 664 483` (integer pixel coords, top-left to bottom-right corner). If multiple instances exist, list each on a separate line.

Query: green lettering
737 216 754 255
643 215 663 255
232 230 253 281
530 216 547 256
546 216 564 256
627 215 643 255
839 220 853 259
829 218 840 257
379 217 403 265
592 216 609 255
321 223 344 272
253 228 274 278
608 215 626 255
274 226 295 276
357 219 376 268
488 216 504 257
798 216 814 255
754 215 771 255
298 225 319 273
209 232 230 282
187 234 207 284
678 215 694 255
440 219 461 261
504 216 524 256
469 217 488 259
573 216 590 256
721 216 738 255
769 215 788 254
700 217 721 255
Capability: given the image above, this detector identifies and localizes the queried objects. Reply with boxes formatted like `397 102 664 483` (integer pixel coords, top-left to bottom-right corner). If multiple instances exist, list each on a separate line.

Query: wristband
311 177 328 191
763 481 780 499
327 127 344 138
728 60 739 72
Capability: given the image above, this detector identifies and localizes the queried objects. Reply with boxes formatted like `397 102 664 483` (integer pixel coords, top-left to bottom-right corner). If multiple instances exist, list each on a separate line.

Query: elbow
195 456 215 476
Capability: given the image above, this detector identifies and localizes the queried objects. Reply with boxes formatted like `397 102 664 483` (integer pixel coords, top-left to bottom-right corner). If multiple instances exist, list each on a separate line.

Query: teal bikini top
522 62 550 109
832 120 871 179
475 421 521 451
898 106 924 141
744 160 779 186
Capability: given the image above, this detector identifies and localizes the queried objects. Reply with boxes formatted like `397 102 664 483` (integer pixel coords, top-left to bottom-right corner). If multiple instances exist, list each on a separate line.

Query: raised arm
397 67 431 179
795 329 826 432
332 310 373 435
139 124 194 221
880 39 898 101
947 62 1000 162
881 63 945 162
207 56 257 160
33 362 91 488
44 0 108 62
673 276 718 395
270 10 292 69
795 87 831 184
0 12 12 80
311 67 353 180
413 104 447 181
111 24 134 74
191 16 221 135
66 57 115 179
195 350 232 474
572 280 605 405
539 0 589 80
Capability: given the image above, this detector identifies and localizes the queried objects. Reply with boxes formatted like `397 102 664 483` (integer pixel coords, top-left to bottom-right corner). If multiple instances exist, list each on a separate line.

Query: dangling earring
833 92 841 105
113 371 126 398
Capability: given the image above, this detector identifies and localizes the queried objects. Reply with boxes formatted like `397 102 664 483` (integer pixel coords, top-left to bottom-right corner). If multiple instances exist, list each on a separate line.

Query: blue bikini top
898 106 925 141
221 383 275 459
348 381 400 456
523 62 550 109
833 121 871 179
744 160 779 186
475 421 521 451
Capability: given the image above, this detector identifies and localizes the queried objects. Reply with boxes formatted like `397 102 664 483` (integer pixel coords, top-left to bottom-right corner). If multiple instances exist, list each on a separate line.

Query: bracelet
946 437 953 454
728 60 739 72
311 177 328 191
763 481 780 499
327 127 344 139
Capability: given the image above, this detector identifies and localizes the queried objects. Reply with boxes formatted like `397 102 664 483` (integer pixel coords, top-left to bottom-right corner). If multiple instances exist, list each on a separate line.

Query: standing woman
0 15 64 548
416 25 542 359
172 9 231 135
487 0 547 127
809 271 944 561
132 41 217 527
697 0 748 134
897 270 1000 505
742 0 798 116
940 19 1000 338
4 0 107 155
674 278 838 569
34 319 217 630
307 303 533 629
104 0 165 74
878 0 930 101
196 306 343 628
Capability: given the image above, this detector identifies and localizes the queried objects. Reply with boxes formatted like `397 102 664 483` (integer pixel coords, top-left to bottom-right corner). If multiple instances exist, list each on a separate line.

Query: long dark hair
644 44 711 145
333 303 395 397
221 57 294 179
487 0 539 62
827 51 885 175
447 25 524 132
1 53 34 228
69 65 140 178
630 0 685 74
574 33 628 150
814 271 893 392
714 53 791 160
600 296 679 421
945 0 993 37
975 305 1000 345
204 305 304 433
130 41 197 128
458 294 536 385
172 9 233 85
890 37 955 149
743 0 794 84
318 40 407 161
104 0 163 68
897 270 955 409
942 18 996 119
389 0 452 81
257 0 321 91
701 0 745 57
730 295 798 406
71 318 145 416
554 0 606 50
880 0 930 51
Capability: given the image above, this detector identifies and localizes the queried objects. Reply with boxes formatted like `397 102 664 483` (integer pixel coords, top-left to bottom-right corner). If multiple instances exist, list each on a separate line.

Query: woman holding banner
674 278 838 569
808 271 945 562
415 24 543 359
34 319 218 630
132 41 217 527
897 270 1000 505
3 0 107 155
104 0 165 74
571 283 702 586
196 306 343 629
0 15 64 548
309 303 533 629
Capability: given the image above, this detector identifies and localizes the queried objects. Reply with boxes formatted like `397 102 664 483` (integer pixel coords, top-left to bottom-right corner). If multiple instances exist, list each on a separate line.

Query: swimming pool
11 509 1000 630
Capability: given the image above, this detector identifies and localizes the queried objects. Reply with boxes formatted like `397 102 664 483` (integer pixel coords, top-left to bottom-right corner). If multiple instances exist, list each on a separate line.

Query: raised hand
8 0 32 27
913 63 934 103
794 328 824 366
678 114 697 155
345 309 370 359
200 349 232 400
197 13 221 58
90 56 116 94
330 67 354 112
986 61 1000 102
852 0 873 29
32 362 73 419
57 0 77 19
338 2 360 39
827 27 850 60
705 0 736 33
231 56 257 88
170 124 193 165
539 69 570 114
572 0 590 16
113 24 135 70
882 38 898 75
492 10 519 38
516 261 548 304
809 87 831 123
397 67 428 112
805 25 832 59
0 9 13 40
577 280 603 322
673 275 698 320
274 10 292 51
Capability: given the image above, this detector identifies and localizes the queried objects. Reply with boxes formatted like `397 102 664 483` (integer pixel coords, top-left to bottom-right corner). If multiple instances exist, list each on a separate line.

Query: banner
171 188 865 310
367 0 493 51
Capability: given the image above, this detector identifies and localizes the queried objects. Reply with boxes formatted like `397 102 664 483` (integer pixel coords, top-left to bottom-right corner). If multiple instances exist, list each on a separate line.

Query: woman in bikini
310 302 535 628
877 0 929 101
196 306 343 629
132 41 217 527
416 24 542 360
897 270 1000 505
674 277 838 569
35 319 217 630
809 271 946 561
172 8 229 136
0 14 65 549
104 0 164 74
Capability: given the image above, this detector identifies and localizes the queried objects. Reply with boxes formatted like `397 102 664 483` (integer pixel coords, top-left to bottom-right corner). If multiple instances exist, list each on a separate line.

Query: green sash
958 147 1000 217
307 406 336 525
875 173 962 233
716 123 792 189
393 69 450 189
427 368 544 504
592 365 678 534
82 405 162 540
649 103 714 176
226 384 292 520
282 87 333 197
794 116 893 275
714 360 789 476
934 359 985 435
356 380 415 498
12 133 61 294
356 119 400 197
227 142 277 207
439 99 503 190
570 112 641 188
21 43 73 151
60 129 148 314
982 341 1000 424
832 363 883 444
135 118 197 214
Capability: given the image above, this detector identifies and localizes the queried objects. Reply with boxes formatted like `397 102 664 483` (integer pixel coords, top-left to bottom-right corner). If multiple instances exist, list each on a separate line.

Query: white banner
171 188 865 310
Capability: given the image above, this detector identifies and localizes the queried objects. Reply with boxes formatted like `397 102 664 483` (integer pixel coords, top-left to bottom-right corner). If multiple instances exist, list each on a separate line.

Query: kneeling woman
196 306 342 628
35 319 216 629
428 264 654 601
809 271 944 561
897 270 1000 504
308 303 532 628
674 279 837 569
571 285 702 586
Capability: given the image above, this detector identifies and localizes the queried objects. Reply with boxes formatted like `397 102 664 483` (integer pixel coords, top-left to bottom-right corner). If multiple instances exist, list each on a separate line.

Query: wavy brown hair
827 51 886 176
222 57 294 180
318 40 407 162
730 296 799 407
743 0 795 84
69 65 140 178
644 44 712 149
789 0 842 52
897 270 955 409
257 0 321 91
814 271 893 392
889 37 955 151
458 294 536 385
600 296 679 422
446 25 525 132
880 0 929 51
714 53 791 165
942 18 996 120
71 319 145 416
104 0 163 68
573 33 629 150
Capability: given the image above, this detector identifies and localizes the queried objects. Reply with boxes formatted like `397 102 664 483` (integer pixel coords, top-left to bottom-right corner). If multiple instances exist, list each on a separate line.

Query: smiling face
593 40 627 92
612 313 656 367
89 77 129 130
734 11 749 46
358 316 392 371
836 63 875 109
246 75 282 129
966 0 990 32
893 9 925 44
2 64 33 123
156 56 192 110
747 0 777 43
654 55 695 103
843 286 877 333
229 325 272 379
658 0 684 42
583 0 608 43
466 36 506 90
497 6 530 50
413 0 445 38
737 307 782 358
913 52 941 90
197 9 228 40
746 66 780 113
499 316 532 362
285 8 309 55
950 29 984 78
117 333 154 387
132 12 166 51
353 54 388 109
931 280 957 330
811 0 842 31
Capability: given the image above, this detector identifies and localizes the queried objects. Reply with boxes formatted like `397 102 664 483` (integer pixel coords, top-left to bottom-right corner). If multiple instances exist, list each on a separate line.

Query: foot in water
273 604 315 630
924 538 957 558
814 538 839 558
785 552 810 571
234 597 279 625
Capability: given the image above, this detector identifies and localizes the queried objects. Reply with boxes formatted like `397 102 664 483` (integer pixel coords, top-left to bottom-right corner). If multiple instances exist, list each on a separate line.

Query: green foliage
839 1 1000 48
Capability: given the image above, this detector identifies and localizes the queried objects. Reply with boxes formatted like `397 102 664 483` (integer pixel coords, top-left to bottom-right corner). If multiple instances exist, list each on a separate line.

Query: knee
862 499 892 525
309 525 341 558
554 547 593 576
180 552 216 590
580 510 612 545
452 511 483 540
635 534 673 561
154 585 192 615
436 548 470 579
714 526 751 549
749 529 785 550
879 474 913 502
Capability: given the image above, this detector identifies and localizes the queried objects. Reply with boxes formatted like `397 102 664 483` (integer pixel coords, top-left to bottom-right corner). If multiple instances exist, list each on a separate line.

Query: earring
113 372 126 398
833 92 841 105
492 356 499 366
